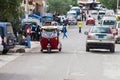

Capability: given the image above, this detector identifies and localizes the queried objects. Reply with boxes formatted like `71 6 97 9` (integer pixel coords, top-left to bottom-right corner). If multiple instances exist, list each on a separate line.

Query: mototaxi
40 26 62 52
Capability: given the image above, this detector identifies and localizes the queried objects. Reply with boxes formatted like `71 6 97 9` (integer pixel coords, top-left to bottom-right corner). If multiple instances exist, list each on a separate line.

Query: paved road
0 21 120 80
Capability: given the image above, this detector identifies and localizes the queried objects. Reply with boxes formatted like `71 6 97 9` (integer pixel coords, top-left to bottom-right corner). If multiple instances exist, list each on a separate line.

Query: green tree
47 0 72 15
71 0 78 6
0 0 24 32
99 0 119 11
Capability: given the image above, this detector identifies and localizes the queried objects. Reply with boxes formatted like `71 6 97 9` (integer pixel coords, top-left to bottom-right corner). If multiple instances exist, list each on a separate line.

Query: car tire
59 48 62 52
115 39 120 44
86 46 90 52
41 49 43 52
47 48 51 53
2 49 9 55
110 46 115 53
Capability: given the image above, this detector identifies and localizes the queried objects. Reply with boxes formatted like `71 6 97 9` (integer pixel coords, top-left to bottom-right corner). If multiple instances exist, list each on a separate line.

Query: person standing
77 20 82 33
25 25 31 48
62 24 67 39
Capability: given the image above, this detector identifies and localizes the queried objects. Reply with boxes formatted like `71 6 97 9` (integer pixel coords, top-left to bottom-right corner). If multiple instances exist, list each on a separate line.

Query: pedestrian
77 19 82 33
31 24 37 41
25 25 31 48
62 24 67 39
35 25 41 41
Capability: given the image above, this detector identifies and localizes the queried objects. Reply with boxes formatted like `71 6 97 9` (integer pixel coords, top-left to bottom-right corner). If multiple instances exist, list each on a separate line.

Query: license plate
98 35 104 38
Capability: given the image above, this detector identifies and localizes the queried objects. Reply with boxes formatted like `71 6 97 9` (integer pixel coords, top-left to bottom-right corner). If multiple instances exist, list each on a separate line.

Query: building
78 0 100 9
21 0 47 16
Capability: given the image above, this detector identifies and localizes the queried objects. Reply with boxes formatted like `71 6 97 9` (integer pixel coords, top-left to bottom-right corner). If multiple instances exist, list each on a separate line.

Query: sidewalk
0 41 40 68
8 41 40 53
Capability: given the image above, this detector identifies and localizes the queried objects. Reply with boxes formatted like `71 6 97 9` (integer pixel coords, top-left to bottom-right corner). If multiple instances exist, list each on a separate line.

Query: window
92 27 110 33
6 24 14 34
103 20 115 25
42 30 57 38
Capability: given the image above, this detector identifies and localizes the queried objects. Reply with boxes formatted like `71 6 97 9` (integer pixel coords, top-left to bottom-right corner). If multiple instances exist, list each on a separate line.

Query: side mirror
84 31 88 35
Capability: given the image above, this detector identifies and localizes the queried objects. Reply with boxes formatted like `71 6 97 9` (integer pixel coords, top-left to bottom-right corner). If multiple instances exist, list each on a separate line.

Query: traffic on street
0 0 120 80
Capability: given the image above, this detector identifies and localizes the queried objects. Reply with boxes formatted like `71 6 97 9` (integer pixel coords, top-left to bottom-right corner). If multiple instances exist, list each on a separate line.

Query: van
100 16 117 36
70 6 81 16
67 10 77 18
115 21 120 43
0 22 15 54
105 10 115 16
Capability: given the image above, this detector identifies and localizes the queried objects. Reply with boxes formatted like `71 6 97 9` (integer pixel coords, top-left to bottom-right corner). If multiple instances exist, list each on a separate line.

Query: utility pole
117 0 119 14
25 0 29 18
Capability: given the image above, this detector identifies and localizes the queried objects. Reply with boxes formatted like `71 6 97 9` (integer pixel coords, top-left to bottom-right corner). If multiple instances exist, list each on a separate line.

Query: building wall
21 0 47 16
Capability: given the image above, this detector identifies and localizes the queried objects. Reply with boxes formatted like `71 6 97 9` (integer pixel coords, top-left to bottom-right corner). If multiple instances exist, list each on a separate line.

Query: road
0 21 120 80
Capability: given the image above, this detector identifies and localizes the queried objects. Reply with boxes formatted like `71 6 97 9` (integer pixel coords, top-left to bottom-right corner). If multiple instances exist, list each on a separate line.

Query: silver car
85 26 115 52
115 21 120 43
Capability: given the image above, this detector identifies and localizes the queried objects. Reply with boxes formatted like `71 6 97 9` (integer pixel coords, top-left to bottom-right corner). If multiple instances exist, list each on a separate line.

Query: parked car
0 22 16 54
86 17 95 25
0 35 3 53
115 21 120 43
85 26 115 53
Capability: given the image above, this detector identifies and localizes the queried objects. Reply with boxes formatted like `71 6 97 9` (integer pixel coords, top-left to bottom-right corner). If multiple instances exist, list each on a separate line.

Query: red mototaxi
40 26 62 52
86 17 95 25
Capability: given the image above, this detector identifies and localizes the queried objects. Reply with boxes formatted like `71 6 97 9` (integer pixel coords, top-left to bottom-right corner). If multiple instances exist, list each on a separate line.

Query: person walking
62 24 67 39
25 25 31 48
77 20 82 33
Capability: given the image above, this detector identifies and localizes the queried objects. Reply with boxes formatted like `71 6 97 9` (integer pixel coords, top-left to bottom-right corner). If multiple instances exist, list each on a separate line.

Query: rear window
92 27 110 33
99 12 105 15
103 20 115 25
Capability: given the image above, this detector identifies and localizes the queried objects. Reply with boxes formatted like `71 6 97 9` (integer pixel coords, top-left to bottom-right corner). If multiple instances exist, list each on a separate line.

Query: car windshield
41 30 58 38
91 27 110 33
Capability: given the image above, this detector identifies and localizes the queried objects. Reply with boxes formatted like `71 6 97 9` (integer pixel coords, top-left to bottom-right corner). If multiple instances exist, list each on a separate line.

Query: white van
105 10 115 16
101 16 116 27
67 10 77 18
100 16 117 35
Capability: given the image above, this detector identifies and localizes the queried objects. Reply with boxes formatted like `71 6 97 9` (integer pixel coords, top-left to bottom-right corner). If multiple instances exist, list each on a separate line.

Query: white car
0 35 3 53
115 21 120 43
85 26 115 52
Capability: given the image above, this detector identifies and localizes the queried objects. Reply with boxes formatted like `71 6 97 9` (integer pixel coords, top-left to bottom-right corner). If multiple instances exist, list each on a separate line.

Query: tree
0 0 24 32
99 0 119 11
47 0 72 15
71 0 78 6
